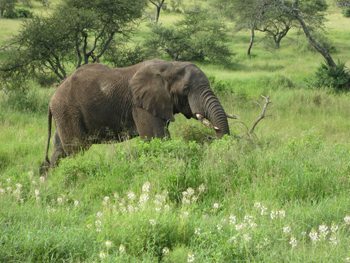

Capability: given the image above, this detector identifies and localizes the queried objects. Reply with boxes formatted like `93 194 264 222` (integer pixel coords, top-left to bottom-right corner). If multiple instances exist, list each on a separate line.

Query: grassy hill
1 1 350 262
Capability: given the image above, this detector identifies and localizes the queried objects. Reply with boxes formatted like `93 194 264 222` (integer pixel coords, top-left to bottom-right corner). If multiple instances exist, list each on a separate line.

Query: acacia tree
0 0 147 87
149 0 165 23
0 0 16 17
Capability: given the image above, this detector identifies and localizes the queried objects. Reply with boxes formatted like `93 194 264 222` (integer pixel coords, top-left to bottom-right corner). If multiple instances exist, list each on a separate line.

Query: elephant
40 59 230 174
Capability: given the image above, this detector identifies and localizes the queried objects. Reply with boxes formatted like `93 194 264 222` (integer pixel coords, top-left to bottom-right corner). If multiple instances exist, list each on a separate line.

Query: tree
146 8 232 64
0 0 147 87
149 0 165 23
214 0 329 55
0 0 16 18
255 4 296 48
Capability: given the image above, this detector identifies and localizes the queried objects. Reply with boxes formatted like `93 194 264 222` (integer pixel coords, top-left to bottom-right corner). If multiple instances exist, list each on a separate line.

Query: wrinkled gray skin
40 59 230 174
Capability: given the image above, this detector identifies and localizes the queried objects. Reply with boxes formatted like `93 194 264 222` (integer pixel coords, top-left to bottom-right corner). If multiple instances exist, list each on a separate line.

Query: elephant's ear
130 65 174 121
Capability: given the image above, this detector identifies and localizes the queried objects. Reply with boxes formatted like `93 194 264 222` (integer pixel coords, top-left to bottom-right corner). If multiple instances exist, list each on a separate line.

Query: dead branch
249 95 271 135
226 113 239 119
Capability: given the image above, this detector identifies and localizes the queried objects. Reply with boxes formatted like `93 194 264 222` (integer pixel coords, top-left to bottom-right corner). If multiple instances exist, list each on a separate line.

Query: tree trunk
247 27 255 57
155 6 161 22
295 14 336 68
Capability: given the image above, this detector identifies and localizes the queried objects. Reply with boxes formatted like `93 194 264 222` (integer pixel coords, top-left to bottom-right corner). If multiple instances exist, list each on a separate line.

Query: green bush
4 86 48 113
343 8 350 17
313 63 350 90
146 8 232 64
104 43 148 67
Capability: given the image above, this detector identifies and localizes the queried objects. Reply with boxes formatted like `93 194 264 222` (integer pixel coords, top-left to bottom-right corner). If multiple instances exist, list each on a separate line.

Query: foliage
0 0 16 18
146 8 232 64
104 41 148 68
343 8 350 17
313 62 350 90
0 0 147 90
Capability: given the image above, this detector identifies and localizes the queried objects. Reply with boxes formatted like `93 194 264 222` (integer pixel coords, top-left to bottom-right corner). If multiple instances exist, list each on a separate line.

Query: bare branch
226 113 239 119
249 95 271 135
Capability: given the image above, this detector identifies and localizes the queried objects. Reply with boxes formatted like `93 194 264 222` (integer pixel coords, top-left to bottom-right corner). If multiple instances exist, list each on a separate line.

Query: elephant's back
50 63 135 137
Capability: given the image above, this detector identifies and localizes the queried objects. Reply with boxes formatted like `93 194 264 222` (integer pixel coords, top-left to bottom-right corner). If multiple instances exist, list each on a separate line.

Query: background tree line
0 0 349 91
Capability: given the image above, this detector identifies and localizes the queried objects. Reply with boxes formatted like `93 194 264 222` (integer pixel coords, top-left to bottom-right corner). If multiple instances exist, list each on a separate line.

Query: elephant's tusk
196 113 219 130
196 113 204 120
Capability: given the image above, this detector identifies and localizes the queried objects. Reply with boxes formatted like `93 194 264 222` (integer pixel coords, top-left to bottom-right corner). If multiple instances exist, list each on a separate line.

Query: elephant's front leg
132 107 170 140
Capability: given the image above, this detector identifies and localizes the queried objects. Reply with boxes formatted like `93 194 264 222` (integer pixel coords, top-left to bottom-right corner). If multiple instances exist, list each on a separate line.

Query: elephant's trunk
189 86 230 138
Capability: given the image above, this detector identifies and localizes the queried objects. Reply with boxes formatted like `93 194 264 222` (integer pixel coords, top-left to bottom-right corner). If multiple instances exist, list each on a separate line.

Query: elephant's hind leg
50 131 67 167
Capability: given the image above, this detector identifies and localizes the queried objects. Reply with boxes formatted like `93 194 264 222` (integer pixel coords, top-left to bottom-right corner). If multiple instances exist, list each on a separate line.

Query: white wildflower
289 236 297 248
329 235 338 246
344 215 350 225
229 214 236 225
345 257 350 262
270 210 277 220
149 219 157 226
39 176 45 183
194 228 201 235
213 203 220 210
228 236 237 244
331 224 339 233
127 191 136 201
142 181 151 192
235 223 246 231
6 178 11 183
139 193 149 206
198 184 206 193
254 202 262 209
243 233 251 242
127 204 135 213
15 183 22 189
105 240 113 249
162 247 170 255
182 211 189 218
318 224 328 239
27 170 34 178
164 204 170 211
119 244 126 253
309 229 318 243
186 187 195 196
96 211 103 218
283 226 291 234
99 251 106 259
278 210 286 218
57 197 64 205
217 224 223 231
95 219 102 231
102 196 110 206
187 252 195 263
34 189 40 197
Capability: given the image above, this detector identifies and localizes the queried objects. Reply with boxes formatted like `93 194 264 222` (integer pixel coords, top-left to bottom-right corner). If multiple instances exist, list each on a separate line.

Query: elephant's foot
39 159 50 176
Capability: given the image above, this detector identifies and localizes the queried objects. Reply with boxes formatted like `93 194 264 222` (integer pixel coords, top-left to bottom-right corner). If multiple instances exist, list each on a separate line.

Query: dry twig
249 95 271 135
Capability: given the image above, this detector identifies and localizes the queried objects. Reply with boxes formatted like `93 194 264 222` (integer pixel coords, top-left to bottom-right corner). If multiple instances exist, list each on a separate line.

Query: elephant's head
130 60 230 138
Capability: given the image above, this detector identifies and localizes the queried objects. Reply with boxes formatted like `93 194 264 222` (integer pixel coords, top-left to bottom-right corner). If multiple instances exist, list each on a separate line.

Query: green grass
1 1 350 262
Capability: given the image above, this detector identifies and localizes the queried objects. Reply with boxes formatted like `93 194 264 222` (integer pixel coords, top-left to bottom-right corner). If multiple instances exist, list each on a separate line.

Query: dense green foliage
146 8 232 63
1 0 350 262
313 62 350 90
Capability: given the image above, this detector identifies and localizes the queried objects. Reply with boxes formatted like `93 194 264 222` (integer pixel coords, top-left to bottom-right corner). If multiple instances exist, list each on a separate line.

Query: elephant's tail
44 106 52 164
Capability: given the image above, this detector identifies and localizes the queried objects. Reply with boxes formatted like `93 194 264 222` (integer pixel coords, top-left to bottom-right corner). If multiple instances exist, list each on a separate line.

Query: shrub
313 63 350 90
343 8 350 17
104 43 148 67
146 8 232 64
4 86 48 113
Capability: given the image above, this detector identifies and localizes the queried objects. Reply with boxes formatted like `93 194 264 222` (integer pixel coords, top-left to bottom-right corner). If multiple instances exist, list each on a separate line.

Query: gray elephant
40 59 230 174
